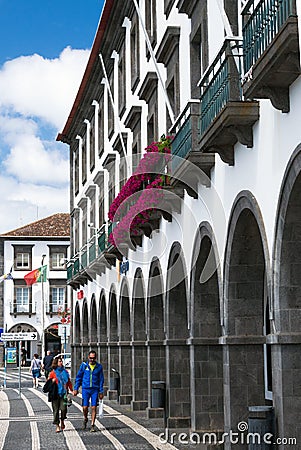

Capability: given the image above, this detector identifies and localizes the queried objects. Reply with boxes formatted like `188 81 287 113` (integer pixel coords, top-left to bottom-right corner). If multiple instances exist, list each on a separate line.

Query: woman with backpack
29 353 42 388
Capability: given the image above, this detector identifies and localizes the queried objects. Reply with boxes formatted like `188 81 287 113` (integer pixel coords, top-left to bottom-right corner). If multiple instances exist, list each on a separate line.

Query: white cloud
0 46 89 129
0 46 89 232
0 174 69 234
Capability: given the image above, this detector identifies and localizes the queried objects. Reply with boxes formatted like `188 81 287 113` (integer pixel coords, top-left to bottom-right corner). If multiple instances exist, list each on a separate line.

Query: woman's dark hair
52 357 63 369
33 353 39 358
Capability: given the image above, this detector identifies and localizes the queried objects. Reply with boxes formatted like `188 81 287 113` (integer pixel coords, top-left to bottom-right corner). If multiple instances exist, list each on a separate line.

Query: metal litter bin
151 381 166 408
109 377 118 391
248 406 275 449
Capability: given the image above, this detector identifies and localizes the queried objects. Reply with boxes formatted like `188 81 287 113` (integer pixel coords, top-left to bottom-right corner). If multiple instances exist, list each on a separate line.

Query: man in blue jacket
73 350 104 432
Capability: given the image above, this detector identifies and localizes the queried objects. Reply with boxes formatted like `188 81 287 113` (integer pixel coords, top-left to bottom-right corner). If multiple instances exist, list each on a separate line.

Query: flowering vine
108 135 172 222
57 306 71 324
108 135 172 247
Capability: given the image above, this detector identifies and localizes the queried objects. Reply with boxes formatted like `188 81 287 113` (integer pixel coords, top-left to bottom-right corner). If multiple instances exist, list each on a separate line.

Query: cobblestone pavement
0 368 218 450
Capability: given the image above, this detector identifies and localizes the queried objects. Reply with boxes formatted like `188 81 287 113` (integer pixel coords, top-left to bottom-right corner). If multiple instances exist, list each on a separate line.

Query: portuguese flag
24 265 47 286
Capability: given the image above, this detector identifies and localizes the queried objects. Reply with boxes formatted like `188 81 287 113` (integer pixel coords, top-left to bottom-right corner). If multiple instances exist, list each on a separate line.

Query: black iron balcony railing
67 223 113 283
241 0 299 112
197 37 259 165
200 38 243 137
170 101 200 173
242 0 297 74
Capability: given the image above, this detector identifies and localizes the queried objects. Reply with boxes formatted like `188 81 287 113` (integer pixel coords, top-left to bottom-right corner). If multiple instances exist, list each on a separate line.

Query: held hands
99 393 104 400
73 390 78 396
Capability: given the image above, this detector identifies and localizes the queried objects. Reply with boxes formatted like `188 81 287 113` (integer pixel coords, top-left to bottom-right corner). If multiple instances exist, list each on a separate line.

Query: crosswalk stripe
13 389 40 450
29 388 86 450
71 395 126 450
103 404 178 450
0 390 10 450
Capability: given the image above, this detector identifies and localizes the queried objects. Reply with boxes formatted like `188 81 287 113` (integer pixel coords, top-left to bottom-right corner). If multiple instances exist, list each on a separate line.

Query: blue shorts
82 388 99 407
32 369 40 378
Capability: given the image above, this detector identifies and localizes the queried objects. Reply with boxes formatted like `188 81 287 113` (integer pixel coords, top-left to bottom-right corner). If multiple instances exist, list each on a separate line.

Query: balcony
170 101 215 195
242 0 300 112
10 302 36 316
199 38 259 166
67 224 119 289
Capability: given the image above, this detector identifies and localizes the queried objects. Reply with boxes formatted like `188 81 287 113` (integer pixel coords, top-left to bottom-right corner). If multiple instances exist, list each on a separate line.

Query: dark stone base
119 394 132 405
131 400 148 411
108 390 118 401
147 407 164 419
167 416 191 428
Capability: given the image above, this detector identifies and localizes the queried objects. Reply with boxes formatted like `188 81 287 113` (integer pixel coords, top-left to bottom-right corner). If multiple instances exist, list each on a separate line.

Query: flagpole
41 255 46 359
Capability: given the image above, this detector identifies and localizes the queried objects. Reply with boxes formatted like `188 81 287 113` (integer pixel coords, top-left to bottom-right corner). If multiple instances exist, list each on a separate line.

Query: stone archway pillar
131 341 148 411
119 341 132 404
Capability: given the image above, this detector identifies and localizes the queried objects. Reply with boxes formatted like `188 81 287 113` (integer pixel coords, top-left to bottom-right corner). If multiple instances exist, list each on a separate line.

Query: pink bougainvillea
108 135 172 222
108 135 172 247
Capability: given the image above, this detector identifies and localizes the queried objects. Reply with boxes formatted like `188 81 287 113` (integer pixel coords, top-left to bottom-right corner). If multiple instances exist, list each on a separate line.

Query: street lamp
41 254 46 358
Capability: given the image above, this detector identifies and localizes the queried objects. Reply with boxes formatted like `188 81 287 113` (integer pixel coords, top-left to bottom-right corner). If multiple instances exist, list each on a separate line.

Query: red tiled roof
1 213 70 237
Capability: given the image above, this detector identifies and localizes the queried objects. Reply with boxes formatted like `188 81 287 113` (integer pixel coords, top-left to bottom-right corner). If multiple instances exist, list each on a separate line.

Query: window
82 134 87 184
16 287 29 313
50 287 65 313
14 246 32 270
145 0 157 50
131 16 140 90
108 71 114 138
51 252 65 269
118 42 126 116
99 196 105 228
98 96 104 157
12 283 33 315
49 247 67 270
90 120 95 172
16 252 29 269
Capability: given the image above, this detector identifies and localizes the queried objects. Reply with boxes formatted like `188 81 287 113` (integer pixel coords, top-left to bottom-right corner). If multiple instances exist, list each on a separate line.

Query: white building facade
0 214 70 363
58 0 301 447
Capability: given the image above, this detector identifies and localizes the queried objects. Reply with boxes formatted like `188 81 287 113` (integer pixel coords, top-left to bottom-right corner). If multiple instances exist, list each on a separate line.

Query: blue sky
0 0 104 233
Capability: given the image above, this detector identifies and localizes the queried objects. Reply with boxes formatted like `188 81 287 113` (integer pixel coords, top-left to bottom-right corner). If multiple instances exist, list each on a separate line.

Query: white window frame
51 252 65 269
16 252 30 269
51 287 65 313
16 287 29 313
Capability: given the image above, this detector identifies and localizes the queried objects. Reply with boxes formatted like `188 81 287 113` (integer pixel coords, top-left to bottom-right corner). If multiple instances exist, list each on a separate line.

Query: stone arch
108 286 119 395
99 290 107 342
82 299 89 360
119 278 132 403
90 294 97 344
224 191 270 431
132 268 148 410
190 222 224 432
119 278 131 341
147 258 166 412
74 301 82 370
8 323 38 361
272 145 301 440
166 242 190 428
82 300 89 344
98 291 108 387
133 268 146 341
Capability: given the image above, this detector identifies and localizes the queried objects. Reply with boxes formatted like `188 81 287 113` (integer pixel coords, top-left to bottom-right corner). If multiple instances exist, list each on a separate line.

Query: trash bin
248 406 275 449
109 377 118 391
151 381 166 408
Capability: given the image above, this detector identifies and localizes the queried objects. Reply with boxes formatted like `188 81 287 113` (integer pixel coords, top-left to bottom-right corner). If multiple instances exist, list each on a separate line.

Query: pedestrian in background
49 357 73 433
73 350 104 432
42 350 54 379
21 347 27 367
29 353 42 388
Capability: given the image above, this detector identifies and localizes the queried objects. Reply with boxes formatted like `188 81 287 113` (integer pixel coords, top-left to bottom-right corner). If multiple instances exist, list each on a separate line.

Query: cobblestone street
0 368 208 450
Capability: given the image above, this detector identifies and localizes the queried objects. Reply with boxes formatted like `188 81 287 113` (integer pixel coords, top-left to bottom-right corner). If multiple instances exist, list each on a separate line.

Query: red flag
24 266 47 286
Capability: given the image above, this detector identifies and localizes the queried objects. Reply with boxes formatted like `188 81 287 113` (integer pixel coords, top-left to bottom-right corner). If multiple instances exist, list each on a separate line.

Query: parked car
55 352 71 369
